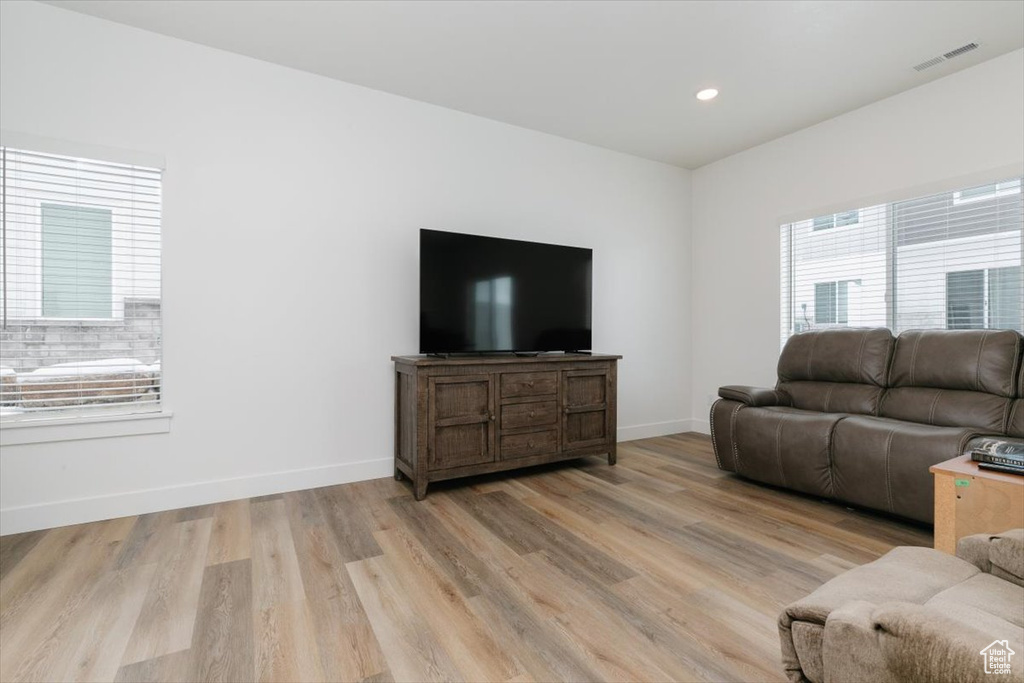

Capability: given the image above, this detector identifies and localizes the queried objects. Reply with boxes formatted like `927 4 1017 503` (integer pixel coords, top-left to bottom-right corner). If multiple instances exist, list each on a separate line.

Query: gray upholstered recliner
711 328 1024 522
779 529 1024 683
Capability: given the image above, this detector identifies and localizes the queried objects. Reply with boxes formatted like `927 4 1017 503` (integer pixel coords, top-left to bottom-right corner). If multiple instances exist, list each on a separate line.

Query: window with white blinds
0 147 162 421
781 177 1024 346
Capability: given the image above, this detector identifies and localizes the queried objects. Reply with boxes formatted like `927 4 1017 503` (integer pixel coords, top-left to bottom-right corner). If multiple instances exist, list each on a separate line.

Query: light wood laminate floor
0 433 931 682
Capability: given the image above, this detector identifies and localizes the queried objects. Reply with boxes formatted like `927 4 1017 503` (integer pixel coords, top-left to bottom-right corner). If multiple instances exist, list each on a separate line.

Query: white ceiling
43 0 1024 169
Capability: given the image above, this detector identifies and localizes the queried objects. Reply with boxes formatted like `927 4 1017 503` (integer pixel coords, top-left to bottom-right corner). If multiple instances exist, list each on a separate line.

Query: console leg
394 465 404 481
414 479 428 501
608 446 617 466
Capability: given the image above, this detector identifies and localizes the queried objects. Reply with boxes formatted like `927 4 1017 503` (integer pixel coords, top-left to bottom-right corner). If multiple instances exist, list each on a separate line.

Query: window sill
0 410 173 446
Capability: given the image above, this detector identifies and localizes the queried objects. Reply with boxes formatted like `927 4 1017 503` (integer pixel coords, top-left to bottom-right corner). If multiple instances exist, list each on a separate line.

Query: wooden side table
930 455 1023 554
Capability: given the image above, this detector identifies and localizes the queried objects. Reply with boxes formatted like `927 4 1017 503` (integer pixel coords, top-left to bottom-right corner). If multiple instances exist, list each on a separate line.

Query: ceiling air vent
944 42 979 59
913 42 980 72
913 57 945 72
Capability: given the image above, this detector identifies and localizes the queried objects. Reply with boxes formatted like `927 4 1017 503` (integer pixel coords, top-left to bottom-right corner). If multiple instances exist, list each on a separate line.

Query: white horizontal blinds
893 179 1022 332
0 146 162 420
779 205 889 346
780 177 1024 346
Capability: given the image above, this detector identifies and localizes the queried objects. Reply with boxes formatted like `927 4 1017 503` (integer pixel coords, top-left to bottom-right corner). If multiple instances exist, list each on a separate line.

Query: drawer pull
527 382 534 388
489 414 495 421
529 412 535 418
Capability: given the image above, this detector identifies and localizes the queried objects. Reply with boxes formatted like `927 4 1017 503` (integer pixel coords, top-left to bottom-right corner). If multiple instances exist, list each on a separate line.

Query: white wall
0 1 692 534
690 48 1024 432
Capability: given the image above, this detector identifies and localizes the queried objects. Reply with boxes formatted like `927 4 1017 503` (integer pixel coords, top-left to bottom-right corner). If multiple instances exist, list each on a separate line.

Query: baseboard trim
690 418 711 435
0 457 393 536
3 418 709 535
617 419 697 442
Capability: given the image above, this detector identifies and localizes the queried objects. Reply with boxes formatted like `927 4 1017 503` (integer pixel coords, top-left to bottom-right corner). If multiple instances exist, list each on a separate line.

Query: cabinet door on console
428 374 496 470
561 369 611 450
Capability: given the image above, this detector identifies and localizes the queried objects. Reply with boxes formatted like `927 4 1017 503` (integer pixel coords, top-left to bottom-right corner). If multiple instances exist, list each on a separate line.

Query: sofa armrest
957 529 1024 587
718 385 789 407
820 600 894 683
823 600 1023 683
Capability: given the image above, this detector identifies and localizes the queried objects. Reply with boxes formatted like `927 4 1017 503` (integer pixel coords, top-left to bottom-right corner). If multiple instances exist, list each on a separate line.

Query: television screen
420 229 592 354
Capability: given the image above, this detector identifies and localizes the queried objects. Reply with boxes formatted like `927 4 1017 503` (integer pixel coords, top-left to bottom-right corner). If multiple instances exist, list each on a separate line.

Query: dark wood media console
392 353 621 499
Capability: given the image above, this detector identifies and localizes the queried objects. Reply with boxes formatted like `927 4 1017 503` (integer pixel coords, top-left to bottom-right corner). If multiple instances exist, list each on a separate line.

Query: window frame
952 179 1022 205
812 209 860 232
813 279 861 326
946 266 1024 331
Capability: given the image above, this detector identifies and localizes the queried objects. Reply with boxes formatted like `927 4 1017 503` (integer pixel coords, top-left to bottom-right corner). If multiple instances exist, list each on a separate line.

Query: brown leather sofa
710 328 1024 523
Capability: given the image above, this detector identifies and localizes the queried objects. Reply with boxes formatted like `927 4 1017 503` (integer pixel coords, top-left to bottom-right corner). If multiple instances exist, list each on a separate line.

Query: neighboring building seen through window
946 266 1024 331
41 203 113 318
812 210 860 231
781 177 1024 345
953 179 1022 205
814 280 860 325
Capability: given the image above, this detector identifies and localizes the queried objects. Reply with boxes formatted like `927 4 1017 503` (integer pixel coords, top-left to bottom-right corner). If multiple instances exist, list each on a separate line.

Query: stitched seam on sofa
855 332 870 384
883 428 897 513
908 331 922 386
775 415 788 486
883 333 895 386
730 403 743 470
975 330 989 393
1008 400 1021 435
1008 333 1023 399
1013 334 1022 398
825 416 846 498
877 388 888 417
823 383 836 413
710 399 722 468
957 430 980 454
927 389 943 425
805 331 819 380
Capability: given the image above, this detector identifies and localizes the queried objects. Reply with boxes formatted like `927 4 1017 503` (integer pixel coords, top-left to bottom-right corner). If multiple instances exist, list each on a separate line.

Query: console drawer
501 371 557 398
500 429 558 459
501 400 558 430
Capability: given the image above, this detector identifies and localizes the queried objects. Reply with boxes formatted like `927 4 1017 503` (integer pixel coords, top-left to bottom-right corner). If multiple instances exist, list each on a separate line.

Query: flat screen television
420 229 592 354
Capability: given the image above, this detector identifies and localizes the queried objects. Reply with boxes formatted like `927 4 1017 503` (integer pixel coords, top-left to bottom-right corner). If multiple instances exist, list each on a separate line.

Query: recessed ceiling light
696 88 719 101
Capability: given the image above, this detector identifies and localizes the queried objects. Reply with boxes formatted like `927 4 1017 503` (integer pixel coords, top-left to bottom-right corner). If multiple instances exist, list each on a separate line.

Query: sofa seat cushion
783 547 979 625
926 572 1024 630
779 547 978 683
733 406 842 497
832 416 976 522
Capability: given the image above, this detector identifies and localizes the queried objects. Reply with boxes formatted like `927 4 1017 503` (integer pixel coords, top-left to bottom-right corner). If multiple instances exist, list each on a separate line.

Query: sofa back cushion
888 329 1021 396
778 328 895 385
880 330 1022 433
777 328 894 415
